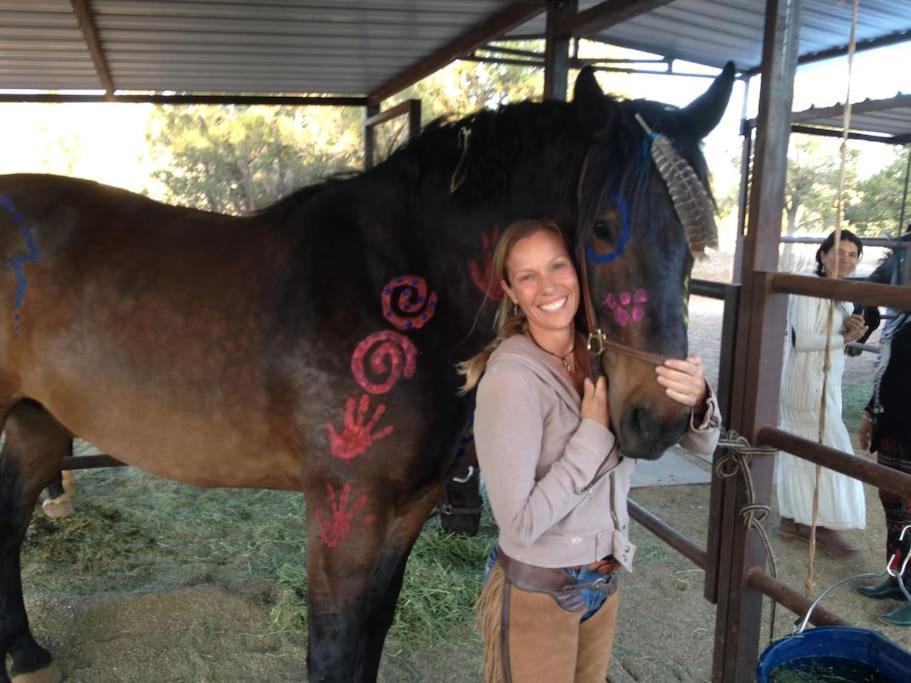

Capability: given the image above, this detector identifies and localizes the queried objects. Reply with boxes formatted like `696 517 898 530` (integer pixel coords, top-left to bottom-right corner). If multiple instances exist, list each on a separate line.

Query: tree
146 41 627 212
784 136 858 237
844 148 911 236
146 105 363 214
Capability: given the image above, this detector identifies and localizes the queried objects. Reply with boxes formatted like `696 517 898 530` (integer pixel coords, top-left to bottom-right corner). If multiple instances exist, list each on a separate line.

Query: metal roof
788 93 911 144
515 0 911 73
0 0 544 103
1 1 911 103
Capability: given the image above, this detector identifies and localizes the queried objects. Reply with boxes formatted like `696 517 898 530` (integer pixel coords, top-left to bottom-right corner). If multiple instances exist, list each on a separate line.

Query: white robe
776 291 866 530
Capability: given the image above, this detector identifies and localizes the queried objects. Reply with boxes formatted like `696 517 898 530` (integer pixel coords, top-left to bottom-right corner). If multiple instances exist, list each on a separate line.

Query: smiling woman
777 228 870 557
457 217 722 682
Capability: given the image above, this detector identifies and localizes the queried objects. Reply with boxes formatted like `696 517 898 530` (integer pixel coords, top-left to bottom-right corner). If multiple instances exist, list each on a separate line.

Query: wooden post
543 0 577 101
712 0 802 680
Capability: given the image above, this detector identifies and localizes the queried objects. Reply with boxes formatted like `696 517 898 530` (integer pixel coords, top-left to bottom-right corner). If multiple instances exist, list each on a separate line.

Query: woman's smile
539 296 568 312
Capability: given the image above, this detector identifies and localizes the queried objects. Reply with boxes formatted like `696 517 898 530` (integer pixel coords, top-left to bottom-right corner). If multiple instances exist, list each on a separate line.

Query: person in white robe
777 229 869 557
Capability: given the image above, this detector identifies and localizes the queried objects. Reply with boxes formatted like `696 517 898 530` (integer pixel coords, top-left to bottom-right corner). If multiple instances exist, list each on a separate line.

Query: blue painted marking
641 131 657 160
9 224 40 309
1 197 41 312
585 192 632 265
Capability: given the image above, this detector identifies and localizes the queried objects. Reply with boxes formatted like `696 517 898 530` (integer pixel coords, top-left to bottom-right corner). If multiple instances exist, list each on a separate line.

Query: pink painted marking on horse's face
317 482 374 548
604 289 650 327
326 393 394 461
614 307 631 327
381 275 438 331
351 331 417 395
469 226 503 300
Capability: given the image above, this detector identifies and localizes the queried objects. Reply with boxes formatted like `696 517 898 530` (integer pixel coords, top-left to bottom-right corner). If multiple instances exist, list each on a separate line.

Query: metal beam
364 99 421 169
628 499 707 569
770 272 911 310
789 93 911 124
757 426 911 499
0 93 368 106
556 0 673 38
543 0 576 100
70 0 115 97
790 124 907 145
747 569 848 627
745 28 911 76
713 0 803 679
368 2 545 106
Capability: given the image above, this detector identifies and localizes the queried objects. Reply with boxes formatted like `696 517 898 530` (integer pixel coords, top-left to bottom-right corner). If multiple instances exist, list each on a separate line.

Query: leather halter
574 152 668 380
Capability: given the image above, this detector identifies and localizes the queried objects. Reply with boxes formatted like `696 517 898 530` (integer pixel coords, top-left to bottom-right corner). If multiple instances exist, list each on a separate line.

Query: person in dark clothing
856 241 911 626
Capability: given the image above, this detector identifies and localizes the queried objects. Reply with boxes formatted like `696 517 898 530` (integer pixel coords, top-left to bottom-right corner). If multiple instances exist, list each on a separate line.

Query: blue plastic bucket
756 626 911 682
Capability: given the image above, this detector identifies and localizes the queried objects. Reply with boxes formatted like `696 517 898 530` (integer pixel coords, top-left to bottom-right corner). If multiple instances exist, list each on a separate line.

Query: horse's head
571 64 734 460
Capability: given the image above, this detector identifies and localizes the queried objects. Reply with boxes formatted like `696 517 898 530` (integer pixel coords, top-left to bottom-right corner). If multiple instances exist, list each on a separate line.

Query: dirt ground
17 297 911 682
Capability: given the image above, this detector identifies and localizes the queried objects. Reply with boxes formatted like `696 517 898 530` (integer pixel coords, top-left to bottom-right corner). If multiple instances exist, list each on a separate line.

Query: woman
461 218 721 682
855 262 911 625
776 229 869 556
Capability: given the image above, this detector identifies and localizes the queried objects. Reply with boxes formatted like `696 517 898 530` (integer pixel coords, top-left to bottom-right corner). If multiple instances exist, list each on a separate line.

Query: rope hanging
806 0 861 597
716 431 780 642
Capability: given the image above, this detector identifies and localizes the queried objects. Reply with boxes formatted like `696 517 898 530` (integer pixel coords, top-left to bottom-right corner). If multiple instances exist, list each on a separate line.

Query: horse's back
0 173 307 489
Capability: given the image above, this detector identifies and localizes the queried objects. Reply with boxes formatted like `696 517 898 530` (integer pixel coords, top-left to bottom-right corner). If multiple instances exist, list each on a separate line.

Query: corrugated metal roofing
0 0 538 96
790 93 911 142
1 1 910 98
518 0 911 72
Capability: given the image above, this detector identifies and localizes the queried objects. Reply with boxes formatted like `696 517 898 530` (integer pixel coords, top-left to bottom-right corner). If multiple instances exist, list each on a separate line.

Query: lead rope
806 0 860 598
715 431 780 642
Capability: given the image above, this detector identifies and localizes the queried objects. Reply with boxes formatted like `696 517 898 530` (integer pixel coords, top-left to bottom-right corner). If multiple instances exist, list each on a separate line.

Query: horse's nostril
622 404 656 443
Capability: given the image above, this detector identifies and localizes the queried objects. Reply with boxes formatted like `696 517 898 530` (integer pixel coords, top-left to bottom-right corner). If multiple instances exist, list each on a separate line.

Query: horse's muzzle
618 404 689 460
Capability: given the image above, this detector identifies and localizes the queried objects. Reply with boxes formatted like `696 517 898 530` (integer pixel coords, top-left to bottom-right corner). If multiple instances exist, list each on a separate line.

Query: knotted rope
716 430 780 641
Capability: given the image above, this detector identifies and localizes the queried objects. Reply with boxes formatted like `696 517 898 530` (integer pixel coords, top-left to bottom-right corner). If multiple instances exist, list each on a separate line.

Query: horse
0 64 733 682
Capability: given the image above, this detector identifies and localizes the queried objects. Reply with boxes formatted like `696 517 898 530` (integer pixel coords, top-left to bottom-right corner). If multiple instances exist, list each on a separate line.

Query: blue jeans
484 545 609 622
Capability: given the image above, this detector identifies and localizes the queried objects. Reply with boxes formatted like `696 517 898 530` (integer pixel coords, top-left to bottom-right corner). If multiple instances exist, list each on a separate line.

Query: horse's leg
39 443 74 519
0 401 72 683
305 482 439 682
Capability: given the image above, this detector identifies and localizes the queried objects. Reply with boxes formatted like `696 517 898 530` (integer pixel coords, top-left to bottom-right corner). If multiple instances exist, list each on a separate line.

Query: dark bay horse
0 65 733 682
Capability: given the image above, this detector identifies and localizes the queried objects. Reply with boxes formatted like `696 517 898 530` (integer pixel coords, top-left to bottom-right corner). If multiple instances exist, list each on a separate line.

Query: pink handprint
326 393 394 461
603 288 649 327
317 482 374 548
469 226 503 300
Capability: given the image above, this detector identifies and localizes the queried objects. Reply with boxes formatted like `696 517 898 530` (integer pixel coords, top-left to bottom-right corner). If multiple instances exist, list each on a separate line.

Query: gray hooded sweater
474 334 720 571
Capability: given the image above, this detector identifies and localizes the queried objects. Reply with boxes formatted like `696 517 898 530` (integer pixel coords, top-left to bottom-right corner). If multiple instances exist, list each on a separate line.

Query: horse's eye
592 219 612 240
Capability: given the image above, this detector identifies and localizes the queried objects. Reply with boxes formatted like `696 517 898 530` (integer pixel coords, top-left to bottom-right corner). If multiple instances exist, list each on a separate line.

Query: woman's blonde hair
457 217 567 393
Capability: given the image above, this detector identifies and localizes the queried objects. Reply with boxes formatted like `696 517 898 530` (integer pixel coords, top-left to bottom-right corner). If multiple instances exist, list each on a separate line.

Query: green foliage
147 105 363 214
844 148 911 236
784 136 859 236
146 46 545 207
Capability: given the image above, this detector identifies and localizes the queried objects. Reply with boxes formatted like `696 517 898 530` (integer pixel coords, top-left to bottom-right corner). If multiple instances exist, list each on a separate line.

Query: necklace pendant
562 358 572 372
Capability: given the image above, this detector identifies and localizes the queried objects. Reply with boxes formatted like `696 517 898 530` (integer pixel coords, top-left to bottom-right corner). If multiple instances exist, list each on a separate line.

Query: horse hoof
62 469 77 497
11 662 63 683
41 495 75 519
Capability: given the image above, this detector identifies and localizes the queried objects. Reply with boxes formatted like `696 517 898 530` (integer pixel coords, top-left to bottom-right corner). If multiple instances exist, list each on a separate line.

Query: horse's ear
678 61 736 139
573 66 610 132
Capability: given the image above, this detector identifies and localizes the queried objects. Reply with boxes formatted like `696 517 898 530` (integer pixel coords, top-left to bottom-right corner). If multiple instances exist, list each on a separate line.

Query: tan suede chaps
476 561 619 682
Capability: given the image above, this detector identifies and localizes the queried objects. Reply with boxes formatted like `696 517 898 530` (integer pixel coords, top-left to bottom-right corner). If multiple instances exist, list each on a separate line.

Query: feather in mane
635 113 717 256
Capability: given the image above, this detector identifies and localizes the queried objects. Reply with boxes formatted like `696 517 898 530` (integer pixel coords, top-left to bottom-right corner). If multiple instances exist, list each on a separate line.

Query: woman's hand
842 314 868 344
581 376 609 427
656 355 708 409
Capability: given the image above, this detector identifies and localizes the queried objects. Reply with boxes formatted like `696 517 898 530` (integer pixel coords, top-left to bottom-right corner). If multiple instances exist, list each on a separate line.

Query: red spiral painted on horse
351 331 417 395
381 275 437 331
